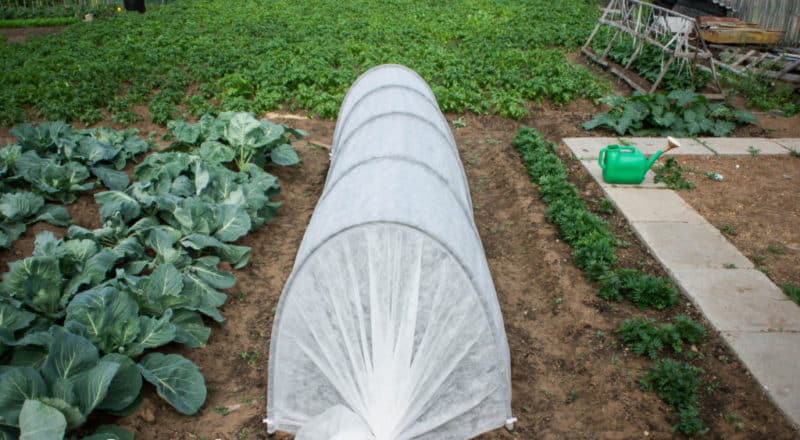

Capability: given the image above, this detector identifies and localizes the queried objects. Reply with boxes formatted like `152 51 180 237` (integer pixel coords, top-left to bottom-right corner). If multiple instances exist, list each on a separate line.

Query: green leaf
223 112 262 148
95 191 141 224
33 205 70 227
270 143 300 166
168 120 201 145
18 400 66 440
197 141 235 163
82 425 134 440
0 192 44 222
182 272 227 322
214 205 251 242
41 326 100 387
170 310 211 348
97 354 142 413
667 89 698 107
187 257 236 289
91 166 130 191
64 287 141 355
0 302 36 333
136 309 177 350
3 257 65 318
0 368 47 426
72 360 119 415
138 353 207 415
139 263 184 298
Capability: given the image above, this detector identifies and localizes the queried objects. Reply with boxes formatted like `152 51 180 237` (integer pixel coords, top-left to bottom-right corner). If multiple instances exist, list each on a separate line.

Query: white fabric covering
267 65 512 439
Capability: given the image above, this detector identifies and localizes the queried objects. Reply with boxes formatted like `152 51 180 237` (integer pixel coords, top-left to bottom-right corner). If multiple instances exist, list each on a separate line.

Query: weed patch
640 359 706 435
616 315 706 359
653 158 694 190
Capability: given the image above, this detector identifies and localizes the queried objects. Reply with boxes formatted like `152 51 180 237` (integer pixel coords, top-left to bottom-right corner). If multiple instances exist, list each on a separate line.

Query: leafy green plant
717 224 736 236
514 127 678 311
0 0 607 125
0 116 302 438
583 91 755 136
0 122 149 249
616 315 706 359
722 72 799 116
591 28 711 91
599 269 678 309
640 359 706 435
747 146 760 157
653 158 694 190
781 283 800 305
166 112 304 170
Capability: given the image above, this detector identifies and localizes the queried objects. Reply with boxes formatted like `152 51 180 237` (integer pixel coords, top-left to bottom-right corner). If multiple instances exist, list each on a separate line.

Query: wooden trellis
582 0 723 98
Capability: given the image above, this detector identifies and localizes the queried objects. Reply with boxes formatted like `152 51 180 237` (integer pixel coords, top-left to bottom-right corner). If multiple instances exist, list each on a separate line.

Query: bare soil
674 155 800 291
0 26 64 43
1 102 799 439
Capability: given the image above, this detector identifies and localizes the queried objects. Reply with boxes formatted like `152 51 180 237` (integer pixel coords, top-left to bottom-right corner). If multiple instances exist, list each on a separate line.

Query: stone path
562 137 800 429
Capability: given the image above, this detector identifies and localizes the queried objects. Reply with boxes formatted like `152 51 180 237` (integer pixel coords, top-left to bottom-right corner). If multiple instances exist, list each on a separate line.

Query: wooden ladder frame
582 0 724 98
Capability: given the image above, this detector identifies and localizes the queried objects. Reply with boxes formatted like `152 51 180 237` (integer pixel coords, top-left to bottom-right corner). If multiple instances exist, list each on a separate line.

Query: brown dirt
1 104 799 439
0 26 64 43
673 155 800 291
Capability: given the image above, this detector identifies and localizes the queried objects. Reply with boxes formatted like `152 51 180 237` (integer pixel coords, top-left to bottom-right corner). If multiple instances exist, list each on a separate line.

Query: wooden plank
776 59 800 79
610 67 647 93
581 47 609 67
732 49 758 66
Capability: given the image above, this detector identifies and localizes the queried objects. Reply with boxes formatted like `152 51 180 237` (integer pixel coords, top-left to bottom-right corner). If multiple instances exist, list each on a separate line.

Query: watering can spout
644 136 681 174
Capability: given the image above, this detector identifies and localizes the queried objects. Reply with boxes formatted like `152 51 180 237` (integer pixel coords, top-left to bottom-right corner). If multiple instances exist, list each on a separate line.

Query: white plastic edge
263 418 276 434
505 417 518 431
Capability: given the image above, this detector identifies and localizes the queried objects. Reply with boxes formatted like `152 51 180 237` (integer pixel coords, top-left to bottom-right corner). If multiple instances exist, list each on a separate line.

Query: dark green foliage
0 123 149 249
0 17 79 28
583 91 755 137
514 127 678 312
782 283 800 304
616 315 706 359
599 269 678 309
653 158 694 190
640 359 706 435
0 116 302 436
723 73 799 116
0 4 115 20
0 0 607 126
591 28 710 91
514 128 617 281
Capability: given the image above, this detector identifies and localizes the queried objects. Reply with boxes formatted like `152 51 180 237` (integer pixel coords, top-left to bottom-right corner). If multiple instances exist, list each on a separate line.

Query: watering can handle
599 149 606 169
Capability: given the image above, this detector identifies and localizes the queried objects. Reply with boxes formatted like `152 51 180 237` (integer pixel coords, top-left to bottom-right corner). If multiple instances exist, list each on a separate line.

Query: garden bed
3 111 796 439
674 154 800 300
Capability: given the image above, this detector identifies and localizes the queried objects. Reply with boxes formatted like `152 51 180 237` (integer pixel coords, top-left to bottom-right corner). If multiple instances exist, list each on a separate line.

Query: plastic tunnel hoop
267 64 513 439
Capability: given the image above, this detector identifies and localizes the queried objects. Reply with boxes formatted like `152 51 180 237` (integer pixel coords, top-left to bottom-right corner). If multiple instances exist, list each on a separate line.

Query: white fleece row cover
266 64 513 439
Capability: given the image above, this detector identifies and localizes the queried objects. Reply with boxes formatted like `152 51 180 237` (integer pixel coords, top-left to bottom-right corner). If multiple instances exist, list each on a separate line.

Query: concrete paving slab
671 268 800 332
563 137 617 159
563 137 712 158
632 221 753 270
774 139 800 153
579 160 667 189
696 138 790 155
604 188 706 223
721 331 800 426
623 137 712 155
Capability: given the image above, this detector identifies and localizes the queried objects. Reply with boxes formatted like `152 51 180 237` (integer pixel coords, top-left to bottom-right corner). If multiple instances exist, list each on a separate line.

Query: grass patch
0 17 79 28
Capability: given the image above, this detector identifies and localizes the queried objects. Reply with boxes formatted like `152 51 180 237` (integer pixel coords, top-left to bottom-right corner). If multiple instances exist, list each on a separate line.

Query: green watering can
599 137 680 184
